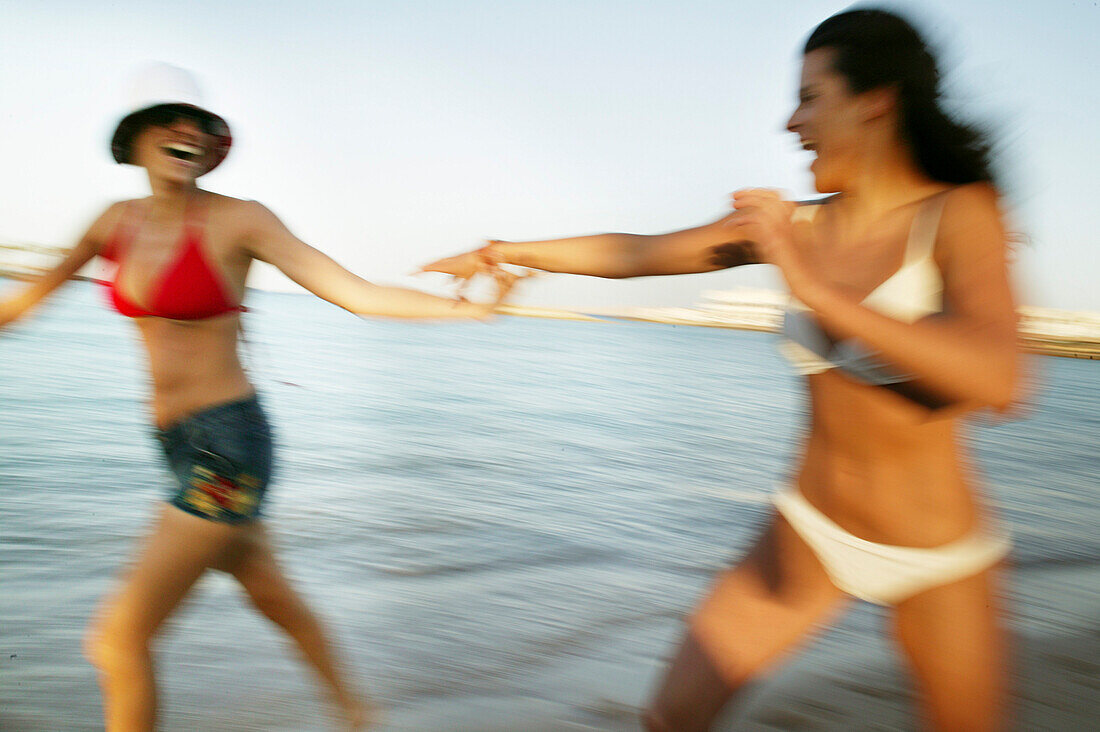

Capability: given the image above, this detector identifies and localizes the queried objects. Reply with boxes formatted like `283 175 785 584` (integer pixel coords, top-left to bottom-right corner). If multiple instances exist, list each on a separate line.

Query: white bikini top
779 193 948 383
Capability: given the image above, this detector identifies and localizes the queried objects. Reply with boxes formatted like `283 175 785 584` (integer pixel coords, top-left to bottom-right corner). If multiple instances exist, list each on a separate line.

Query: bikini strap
104 201 143 260
182 195 245 313
903 190 950 264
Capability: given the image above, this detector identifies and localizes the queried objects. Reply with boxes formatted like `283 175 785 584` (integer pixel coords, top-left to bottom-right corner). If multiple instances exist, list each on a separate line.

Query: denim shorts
156 394 274 524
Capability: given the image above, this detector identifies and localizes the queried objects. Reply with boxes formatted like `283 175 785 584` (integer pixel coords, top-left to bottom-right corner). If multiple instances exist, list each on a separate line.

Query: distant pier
511 288 1100 360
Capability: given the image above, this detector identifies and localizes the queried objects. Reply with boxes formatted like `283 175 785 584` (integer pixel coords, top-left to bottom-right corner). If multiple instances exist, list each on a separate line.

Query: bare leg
84 505 242 732
893 565 1007 732
220 524 373 729
646 514 847 731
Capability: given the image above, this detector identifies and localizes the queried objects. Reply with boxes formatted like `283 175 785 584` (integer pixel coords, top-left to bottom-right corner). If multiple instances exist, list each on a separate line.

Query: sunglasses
141 105 220 136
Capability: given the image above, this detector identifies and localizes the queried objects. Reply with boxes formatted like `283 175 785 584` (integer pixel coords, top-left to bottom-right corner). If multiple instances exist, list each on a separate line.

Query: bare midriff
794 369 982 548
136 312 253 429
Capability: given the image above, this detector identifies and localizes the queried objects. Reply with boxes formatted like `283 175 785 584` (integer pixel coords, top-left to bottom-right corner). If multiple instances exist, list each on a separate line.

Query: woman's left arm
242 202 513 320
0 203 121 328
737 186 1020 411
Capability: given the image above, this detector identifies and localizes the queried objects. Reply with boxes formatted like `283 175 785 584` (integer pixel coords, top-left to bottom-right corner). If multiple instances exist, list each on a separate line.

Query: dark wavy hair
805 8 995 186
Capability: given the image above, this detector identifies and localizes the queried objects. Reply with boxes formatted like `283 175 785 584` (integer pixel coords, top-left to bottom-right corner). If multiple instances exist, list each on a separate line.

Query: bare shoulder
204 194 280 240
84 200 136 246
205 192 266 218
939 183 1003 231
932 183 1006 263
100 199 135 225
229 196 280 227
214 198 300 261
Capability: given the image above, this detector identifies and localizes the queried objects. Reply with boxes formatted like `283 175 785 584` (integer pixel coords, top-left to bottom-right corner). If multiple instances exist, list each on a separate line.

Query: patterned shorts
156 394 274 524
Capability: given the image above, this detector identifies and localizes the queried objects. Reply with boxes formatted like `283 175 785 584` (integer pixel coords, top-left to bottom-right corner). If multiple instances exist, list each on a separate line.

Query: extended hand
419 242 508 300
726 190 796 262
419 251 480 280
419 240 506 277
726 189 813 293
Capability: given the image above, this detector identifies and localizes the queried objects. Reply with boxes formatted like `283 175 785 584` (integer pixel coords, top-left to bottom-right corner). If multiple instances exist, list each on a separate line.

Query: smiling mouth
800 139 818 152
161 142 204 163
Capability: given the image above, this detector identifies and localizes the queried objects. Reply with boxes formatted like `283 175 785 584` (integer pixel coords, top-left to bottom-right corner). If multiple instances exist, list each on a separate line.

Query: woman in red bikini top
100 196 244 320
0 64 515 730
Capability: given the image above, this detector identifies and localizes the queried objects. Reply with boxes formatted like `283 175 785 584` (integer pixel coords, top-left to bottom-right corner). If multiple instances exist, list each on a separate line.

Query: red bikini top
100 201 243 320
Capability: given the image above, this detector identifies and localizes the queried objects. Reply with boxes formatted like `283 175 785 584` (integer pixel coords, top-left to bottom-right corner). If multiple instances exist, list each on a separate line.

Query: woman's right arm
0 204 121 327
421 211 759 280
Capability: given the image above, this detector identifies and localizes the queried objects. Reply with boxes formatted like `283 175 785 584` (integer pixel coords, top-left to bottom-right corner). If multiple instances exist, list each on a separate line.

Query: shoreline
499 304 1100 360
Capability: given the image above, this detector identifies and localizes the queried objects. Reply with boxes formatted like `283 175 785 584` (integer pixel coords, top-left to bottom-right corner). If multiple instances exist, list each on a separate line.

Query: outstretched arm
0 204 120 328
420 211 760 281
242 202 513 320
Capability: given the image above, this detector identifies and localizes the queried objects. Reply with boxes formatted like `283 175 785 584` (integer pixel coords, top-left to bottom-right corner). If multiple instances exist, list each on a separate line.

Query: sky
2 0 1097 311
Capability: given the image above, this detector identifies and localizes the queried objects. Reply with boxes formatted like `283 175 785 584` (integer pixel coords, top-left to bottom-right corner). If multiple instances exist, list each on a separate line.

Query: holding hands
481 258 526 311
420 242 501 282
420 241 529 306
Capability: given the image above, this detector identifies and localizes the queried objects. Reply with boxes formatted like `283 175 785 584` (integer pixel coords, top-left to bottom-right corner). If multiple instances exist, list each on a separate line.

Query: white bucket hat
110 63 232 175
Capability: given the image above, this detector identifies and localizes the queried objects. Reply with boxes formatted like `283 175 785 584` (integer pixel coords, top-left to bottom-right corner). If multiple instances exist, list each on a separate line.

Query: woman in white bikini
0 65 515 730
423 9 1019 730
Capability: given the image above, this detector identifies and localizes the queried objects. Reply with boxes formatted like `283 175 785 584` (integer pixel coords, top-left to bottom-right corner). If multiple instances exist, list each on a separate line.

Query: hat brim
111 103 232 175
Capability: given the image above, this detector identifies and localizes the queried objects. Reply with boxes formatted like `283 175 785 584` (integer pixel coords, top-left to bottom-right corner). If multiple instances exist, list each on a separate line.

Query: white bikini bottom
774 487 1010 606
